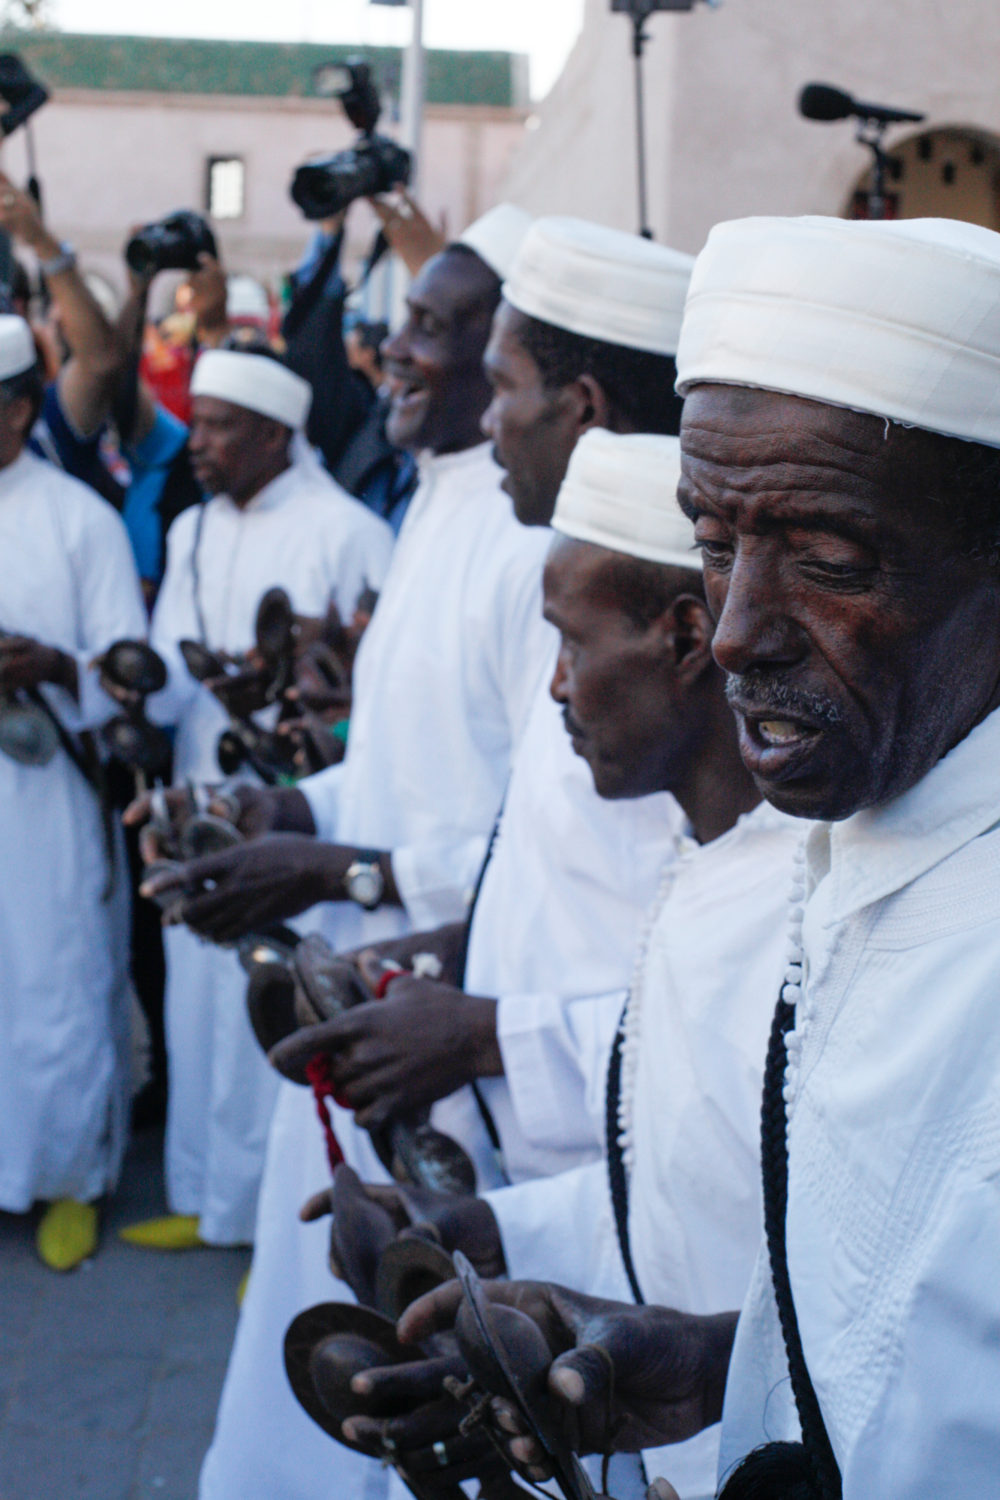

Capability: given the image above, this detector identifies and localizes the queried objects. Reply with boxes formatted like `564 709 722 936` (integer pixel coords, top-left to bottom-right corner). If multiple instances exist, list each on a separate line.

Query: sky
45 0 586 98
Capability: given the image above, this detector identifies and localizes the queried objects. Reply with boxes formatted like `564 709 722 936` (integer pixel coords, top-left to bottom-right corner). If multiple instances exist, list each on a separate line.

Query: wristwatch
38 240 77 278
344 851 385 910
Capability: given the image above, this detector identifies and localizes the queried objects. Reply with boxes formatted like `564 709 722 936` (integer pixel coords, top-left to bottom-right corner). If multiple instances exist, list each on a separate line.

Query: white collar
808 706 1000 926
415 441 497 482
216 460 300 516
0 448 38 497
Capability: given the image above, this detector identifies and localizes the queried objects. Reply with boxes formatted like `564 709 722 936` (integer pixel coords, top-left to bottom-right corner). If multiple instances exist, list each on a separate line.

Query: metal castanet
451 1253 605 1500
283 1302 477 1500
99 639 171 777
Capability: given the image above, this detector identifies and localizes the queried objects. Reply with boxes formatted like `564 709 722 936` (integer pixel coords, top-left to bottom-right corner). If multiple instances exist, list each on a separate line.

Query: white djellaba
148 350 394 1247
200 201 554 1500
677 213 1000 1497
0 442 147 1212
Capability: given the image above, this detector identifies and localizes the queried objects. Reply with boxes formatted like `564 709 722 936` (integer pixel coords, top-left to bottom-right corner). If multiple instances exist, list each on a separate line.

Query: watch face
347 863 383 909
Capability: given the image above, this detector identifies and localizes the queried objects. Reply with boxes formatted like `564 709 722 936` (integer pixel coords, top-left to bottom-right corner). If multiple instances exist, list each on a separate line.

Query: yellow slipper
236 1267 251 1307
36 1199 98 1272
118 1213 203 1250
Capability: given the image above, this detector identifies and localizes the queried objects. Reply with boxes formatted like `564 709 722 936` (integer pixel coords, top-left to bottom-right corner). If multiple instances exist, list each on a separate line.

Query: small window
206 157 245 220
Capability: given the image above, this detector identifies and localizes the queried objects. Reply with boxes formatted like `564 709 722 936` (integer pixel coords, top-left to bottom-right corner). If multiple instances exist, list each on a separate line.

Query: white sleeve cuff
391 832 488 930
483 1160 627 1294
300 763 346 842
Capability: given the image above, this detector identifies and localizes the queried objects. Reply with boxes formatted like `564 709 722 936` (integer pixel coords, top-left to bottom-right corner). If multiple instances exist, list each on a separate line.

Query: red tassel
304 1054 344 1172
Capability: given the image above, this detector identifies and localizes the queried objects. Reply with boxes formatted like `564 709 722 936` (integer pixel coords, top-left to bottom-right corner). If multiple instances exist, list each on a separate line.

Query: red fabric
305 1054 345 1173
373 966 405 1000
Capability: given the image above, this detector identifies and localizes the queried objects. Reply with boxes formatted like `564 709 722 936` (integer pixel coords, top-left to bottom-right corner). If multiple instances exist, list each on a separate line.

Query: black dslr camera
0 53 48 137
125 210 219 276
290 59 412 221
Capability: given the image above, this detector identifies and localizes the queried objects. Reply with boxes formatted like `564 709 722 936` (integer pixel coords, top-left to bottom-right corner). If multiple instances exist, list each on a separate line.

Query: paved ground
0 1128 250 1500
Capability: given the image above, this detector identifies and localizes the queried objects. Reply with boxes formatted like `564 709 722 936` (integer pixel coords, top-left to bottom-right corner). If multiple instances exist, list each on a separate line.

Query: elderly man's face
679 384 1000 821
381 249 496 456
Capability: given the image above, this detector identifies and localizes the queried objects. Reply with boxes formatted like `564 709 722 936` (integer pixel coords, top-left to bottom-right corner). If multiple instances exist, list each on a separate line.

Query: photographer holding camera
282 62 450 532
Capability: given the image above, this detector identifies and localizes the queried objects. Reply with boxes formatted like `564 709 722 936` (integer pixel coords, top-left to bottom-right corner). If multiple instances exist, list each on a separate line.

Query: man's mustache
725 671 843 729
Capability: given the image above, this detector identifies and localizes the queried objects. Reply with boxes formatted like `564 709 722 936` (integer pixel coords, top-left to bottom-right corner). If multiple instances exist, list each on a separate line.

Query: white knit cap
0 315 37 380
458 204 533 281
552 429 696 570
191 349 312 430
505 217 694 356
676 215 1000 447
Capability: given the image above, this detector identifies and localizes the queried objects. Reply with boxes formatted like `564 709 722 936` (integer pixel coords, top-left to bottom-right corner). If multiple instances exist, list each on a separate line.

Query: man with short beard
392 215 1000 1500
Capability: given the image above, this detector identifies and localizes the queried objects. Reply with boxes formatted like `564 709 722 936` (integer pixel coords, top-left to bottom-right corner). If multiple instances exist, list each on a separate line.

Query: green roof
1 32 525 108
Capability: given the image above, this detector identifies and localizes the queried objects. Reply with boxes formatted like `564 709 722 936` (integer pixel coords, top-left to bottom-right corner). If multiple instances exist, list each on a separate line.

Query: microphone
798 81 925 127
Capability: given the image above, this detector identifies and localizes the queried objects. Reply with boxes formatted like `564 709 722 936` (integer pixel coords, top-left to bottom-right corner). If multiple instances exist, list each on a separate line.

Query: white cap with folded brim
676 214 1000 448
191 349 312 431
552 429 696 571
0 314 37 379
457 204 533 281
505 216 694 356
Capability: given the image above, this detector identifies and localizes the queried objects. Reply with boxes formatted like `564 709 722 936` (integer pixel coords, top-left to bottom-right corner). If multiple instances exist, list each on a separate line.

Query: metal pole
399 0 426 191
631 14 653 238
857 120 889 220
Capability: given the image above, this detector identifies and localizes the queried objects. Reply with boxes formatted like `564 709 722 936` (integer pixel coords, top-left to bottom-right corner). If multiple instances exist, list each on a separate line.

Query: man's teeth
759 719 801 745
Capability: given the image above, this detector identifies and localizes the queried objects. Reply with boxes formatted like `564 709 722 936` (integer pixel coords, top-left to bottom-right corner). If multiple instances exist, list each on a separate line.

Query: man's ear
264 416 293 463
568 373 612 436
662 594 714 682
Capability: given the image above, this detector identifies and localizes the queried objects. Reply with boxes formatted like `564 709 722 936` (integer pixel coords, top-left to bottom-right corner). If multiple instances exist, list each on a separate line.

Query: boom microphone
798 81 925 127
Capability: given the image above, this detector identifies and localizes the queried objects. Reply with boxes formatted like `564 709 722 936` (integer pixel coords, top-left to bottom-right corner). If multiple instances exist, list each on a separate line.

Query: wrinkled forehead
678 382 919 519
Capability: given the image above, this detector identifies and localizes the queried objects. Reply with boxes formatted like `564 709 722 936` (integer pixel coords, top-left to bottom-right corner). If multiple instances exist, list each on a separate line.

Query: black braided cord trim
605 1013 645 1306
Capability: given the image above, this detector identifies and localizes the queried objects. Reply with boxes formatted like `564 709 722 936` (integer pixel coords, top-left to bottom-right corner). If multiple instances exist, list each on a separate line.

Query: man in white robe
270 218 698 1192
129 348 392 1250
154 218 559 1500
333 430 797 1500
0 314 147 1270
397 216 1000 1500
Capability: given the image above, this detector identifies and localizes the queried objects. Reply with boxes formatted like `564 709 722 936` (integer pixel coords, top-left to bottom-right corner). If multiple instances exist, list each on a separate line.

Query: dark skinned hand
0 636 76 698
275 712 346 775
286 640 352 715
347 924 466 989
138 833 355 941
202 658 272 719
123 782 314 865
345 1280 737 1475
300 1170 506 1292
268 977 501 1127
306 1164 405 1307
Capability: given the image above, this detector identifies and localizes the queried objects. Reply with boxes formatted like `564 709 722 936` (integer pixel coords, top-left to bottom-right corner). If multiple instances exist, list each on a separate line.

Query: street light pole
398 0 426 190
